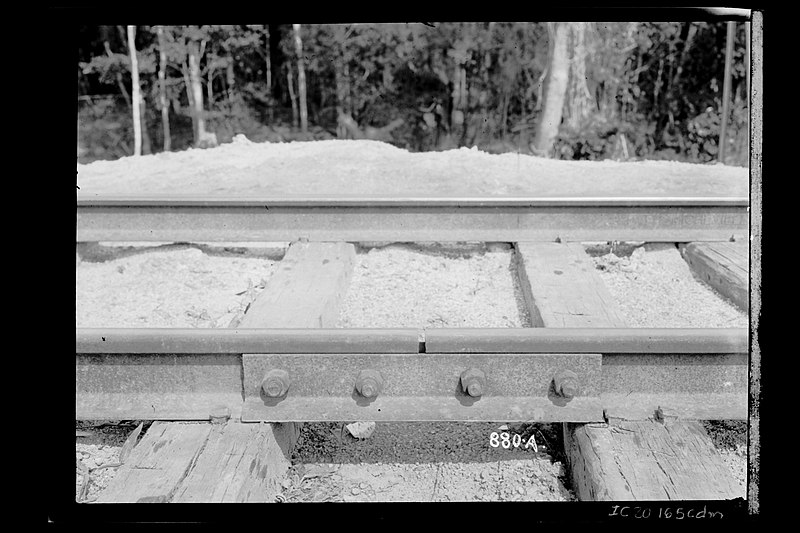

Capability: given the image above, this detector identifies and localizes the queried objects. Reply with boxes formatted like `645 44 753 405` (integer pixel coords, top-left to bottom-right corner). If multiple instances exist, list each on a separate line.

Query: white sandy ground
589 243 748 328
75 442 123 503
337 243 531 328
284 422 570 502
76 246 277 328
76 242 748 501
77 137 748 198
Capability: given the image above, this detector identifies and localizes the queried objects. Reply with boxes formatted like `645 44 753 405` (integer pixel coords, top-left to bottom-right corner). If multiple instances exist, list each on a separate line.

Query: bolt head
559 379 578 398
359 379 379 398
356 370 383 398
460 368 486 397
553 370 579 399
261 369 290 398
263 380 284 397
466 381 483 397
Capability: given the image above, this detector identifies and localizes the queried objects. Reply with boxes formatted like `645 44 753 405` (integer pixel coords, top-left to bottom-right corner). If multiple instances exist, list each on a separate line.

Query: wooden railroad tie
679 241 749 312
514 241 743 501
98 241 356 503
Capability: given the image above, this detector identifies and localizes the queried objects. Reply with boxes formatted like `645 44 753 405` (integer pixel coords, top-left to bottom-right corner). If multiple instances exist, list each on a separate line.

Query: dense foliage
77 23 749 166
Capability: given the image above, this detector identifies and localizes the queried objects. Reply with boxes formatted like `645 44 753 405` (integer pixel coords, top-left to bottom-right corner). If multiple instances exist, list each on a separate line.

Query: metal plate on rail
75 328 748 421
601 352 748 420
76 353 243 420
241 352 602 422
76 196 748 243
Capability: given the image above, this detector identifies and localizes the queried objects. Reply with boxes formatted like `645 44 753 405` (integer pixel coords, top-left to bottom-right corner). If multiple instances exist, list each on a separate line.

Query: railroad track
76 194 753 505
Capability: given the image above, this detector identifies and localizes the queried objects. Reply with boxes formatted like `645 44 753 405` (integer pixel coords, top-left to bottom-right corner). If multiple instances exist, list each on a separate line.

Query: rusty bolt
553 370 579 398
355 369 383 398
460 368 486 397
261 369 290 398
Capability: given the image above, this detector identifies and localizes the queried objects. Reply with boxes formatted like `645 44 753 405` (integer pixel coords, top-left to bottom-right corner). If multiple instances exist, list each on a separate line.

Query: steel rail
76 195 749 242
76 327 749 422
77 196 749 207
76 327 748 353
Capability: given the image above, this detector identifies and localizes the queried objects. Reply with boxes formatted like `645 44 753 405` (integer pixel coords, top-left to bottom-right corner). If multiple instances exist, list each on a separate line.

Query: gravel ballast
285 422 570 502
589 242 747 328
76 245 278 328
75 421 154 503
337 243 531 328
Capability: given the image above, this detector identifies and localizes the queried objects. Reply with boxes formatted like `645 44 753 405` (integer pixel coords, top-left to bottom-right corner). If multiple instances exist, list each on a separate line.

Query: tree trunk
207 67 214 106
565 23 593 131
450 62 467 144
459 69 471 147
332 25 354 118
671 22 697 93
333 27 349 138
264 26 272 92
156 26 171 152
264 25 273 121
127 25 142 156
745 21 750 160
103 40 132 109
501 91 509 139
187 39 207 146
480 25 493 144
182 62 194 109
334 62 347 138
719 21 735 164
287 63 299 129
138 95 152 155
226 58 235 100
532 22 570 157
293 24 308 133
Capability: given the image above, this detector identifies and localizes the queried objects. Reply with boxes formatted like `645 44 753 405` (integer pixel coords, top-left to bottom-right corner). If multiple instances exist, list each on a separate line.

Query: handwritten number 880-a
489 432 537 451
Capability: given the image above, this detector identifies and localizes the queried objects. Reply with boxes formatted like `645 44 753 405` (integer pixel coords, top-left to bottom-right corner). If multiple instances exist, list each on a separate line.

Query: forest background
76 22 750 166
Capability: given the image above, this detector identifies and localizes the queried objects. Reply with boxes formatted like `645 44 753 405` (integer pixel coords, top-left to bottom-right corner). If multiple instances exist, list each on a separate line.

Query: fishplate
241 353 603 422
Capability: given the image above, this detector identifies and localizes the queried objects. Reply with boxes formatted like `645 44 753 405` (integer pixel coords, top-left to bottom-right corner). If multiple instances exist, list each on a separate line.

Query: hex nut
460 368 486 398
553 370 579 398
261 369 290 398
356 369 383 398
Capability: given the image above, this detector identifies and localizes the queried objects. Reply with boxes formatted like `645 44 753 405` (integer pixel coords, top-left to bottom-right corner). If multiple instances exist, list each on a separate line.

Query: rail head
76 195 750 208
75 327 749 354
76 195 749 243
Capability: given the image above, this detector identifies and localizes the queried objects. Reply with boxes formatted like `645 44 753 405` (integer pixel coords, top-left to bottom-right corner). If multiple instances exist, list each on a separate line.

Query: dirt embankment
77 137 748 198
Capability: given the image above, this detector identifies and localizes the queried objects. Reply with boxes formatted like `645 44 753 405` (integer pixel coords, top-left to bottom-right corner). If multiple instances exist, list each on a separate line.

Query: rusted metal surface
76 196 748 207
424 328 748 353
76 196 748 243
601 352 748 420
241 353 603 422
75 353 243 420
76 328 421 353
75 328 749 421
77 327 747 353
